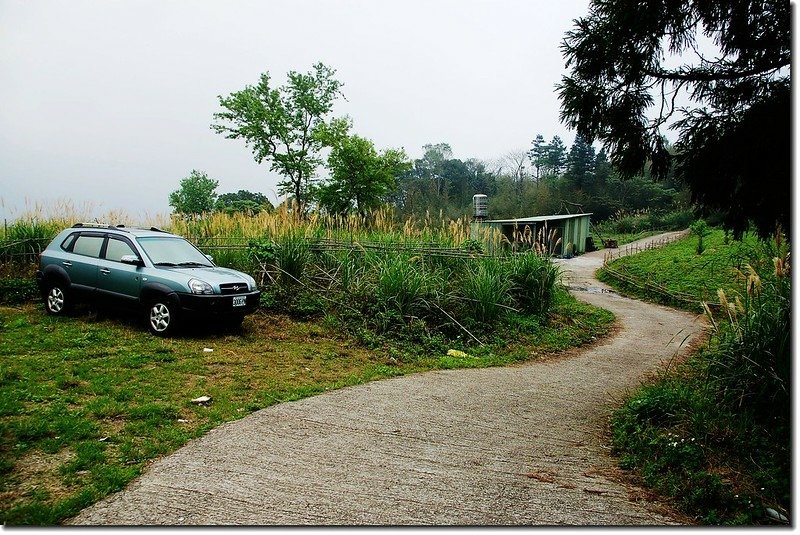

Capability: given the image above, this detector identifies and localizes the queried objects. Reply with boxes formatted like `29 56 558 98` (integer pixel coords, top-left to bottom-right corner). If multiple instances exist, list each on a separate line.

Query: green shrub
508 253 559 316
0 278 39 305
459 258 511 325
690 219 711 255
660 210 695 230
611 238 791 525
460 239 485 254
274 233 311 285
704 262 790 428
372 254 433 323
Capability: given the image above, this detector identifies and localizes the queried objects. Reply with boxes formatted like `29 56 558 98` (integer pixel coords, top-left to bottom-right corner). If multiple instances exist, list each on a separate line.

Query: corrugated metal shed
471 213 593 256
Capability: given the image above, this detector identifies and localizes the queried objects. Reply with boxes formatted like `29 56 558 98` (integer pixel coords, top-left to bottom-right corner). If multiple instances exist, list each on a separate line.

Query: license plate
232 296 247 307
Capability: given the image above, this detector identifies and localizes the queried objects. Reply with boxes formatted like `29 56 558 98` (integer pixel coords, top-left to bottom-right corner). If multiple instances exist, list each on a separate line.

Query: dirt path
68 231 704 526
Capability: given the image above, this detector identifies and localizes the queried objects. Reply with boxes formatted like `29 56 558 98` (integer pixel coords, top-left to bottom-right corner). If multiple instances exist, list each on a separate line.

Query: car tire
146 299 178 336
44 281 72 316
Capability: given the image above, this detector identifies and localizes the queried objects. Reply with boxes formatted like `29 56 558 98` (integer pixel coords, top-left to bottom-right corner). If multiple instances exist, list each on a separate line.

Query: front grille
220 283 250 295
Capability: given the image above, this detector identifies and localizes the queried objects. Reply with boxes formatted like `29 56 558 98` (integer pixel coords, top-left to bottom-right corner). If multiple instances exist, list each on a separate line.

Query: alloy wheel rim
48 288 64 313
149 303 170 332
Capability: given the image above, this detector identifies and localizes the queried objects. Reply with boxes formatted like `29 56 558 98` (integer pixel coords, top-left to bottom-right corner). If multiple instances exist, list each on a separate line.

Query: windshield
137 237 214 267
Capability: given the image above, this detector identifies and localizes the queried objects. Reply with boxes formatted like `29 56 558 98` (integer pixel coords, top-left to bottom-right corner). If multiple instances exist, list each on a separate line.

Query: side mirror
205 254 214 263
120 255 144 267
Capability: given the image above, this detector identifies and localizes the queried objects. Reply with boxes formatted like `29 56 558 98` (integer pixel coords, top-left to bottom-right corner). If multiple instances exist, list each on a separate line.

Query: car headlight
188 278 214 295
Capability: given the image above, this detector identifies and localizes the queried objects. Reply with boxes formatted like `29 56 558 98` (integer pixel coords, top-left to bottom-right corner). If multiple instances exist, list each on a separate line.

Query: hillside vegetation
601 230 790 525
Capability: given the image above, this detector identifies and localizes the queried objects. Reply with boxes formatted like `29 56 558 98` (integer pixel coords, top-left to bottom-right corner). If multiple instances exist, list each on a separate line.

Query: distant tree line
390 136 688 224
168 170 274 218
170 59 779 234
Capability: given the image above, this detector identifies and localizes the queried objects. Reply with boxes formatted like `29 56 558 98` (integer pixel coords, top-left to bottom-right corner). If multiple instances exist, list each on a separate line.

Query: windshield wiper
177 261 213 268
154 262 177 267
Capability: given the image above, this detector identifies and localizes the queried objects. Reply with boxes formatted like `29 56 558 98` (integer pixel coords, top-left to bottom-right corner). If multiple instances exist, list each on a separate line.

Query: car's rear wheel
44 282 72 316
147 300 178 336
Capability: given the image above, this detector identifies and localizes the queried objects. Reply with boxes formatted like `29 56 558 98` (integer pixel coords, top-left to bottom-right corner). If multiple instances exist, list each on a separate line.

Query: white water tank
473 194 488 219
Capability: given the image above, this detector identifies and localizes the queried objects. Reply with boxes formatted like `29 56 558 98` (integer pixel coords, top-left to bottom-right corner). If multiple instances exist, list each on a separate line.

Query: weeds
508 252 560 315
458 258 512 325
690 219 711 255
0 286 615 525
610 231 791 525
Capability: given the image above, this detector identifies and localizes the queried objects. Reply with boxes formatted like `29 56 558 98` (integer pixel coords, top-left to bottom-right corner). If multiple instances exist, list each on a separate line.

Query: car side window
60 233 78 251
72 235 105 258
105 237 137 263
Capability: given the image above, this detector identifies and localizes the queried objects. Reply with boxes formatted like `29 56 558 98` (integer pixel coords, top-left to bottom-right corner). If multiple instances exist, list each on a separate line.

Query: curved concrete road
69 231 703 526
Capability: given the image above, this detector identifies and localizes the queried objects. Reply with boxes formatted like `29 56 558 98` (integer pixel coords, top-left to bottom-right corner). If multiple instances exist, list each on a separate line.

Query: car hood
159 266 254 287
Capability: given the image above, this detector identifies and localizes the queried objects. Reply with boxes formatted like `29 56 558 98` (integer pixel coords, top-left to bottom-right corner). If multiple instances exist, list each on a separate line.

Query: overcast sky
0 0 592 221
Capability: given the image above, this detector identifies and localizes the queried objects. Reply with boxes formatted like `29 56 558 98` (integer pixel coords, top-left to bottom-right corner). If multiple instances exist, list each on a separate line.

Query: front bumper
178 291 261 316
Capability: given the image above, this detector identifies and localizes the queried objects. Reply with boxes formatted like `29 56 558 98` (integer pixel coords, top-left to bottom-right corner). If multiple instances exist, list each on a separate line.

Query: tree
464 158 497 199
564 134 596 191
542 136 567 177
215 190 274 215
594 148 612 188
316 133 411 217
498 150 531 183
169 170 219 217
417 143 453 197
528 134 548 181
558 0 789 238
211 63 344 212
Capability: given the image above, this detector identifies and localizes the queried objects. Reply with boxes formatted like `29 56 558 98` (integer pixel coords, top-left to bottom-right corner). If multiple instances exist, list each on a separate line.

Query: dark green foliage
564 134 595 190
609 234 790 525
215 190 274 215
168 170 219 217
678 85 789 239
458 258 511 324
211 63 344 210
0 278 39 305
559 0 790 239
508 253 559 315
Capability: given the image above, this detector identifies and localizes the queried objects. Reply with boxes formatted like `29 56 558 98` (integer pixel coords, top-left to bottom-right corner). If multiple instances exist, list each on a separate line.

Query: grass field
0 289 613 525
600 229 790 525
597 230 768 310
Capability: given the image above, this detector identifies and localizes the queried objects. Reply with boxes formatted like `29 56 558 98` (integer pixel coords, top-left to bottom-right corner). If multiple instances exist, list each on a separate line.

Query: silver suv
36 223 260 335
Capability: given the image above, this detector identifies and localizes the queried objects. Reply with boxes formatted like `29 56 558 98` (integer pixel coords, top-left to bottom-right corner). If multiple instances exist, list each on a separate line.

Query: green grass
597 230 766 310
612 352 789 525
0 291 613 525
601 229 790 525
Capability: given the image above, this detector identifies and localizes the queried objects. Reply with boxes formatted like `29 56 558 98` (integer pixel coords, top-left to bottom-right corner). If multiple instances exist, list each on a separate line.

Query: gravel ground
68 231 704 526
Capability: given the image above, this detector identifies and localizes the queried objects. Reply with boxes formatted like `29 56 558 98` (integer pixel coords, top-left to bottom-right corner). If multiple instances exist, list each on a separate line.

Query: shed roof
482 213 592 224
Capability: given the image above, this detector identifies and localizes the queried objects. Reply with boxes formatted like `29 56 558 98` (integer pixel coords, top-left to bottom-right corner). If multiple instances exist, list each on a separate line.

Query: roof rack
71 223 169 234
72 223 129 231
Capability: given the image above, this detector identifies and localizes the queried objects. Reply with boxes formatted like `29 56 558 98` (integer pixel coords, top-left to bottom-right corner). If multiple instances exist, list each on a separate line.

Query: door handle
100 268 111 275
62 261 72 267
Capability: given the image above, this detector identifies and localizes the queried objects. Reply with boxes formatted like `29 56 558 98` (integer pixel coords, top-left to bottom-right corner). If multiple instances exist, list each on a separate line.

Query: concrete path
68 231 703 526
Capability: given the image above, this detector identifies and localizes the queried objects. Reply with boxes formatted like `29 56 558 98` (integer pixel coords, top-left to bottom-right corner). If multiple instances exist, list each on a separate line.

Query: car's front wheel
147 300 178 336
44 281 72 316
